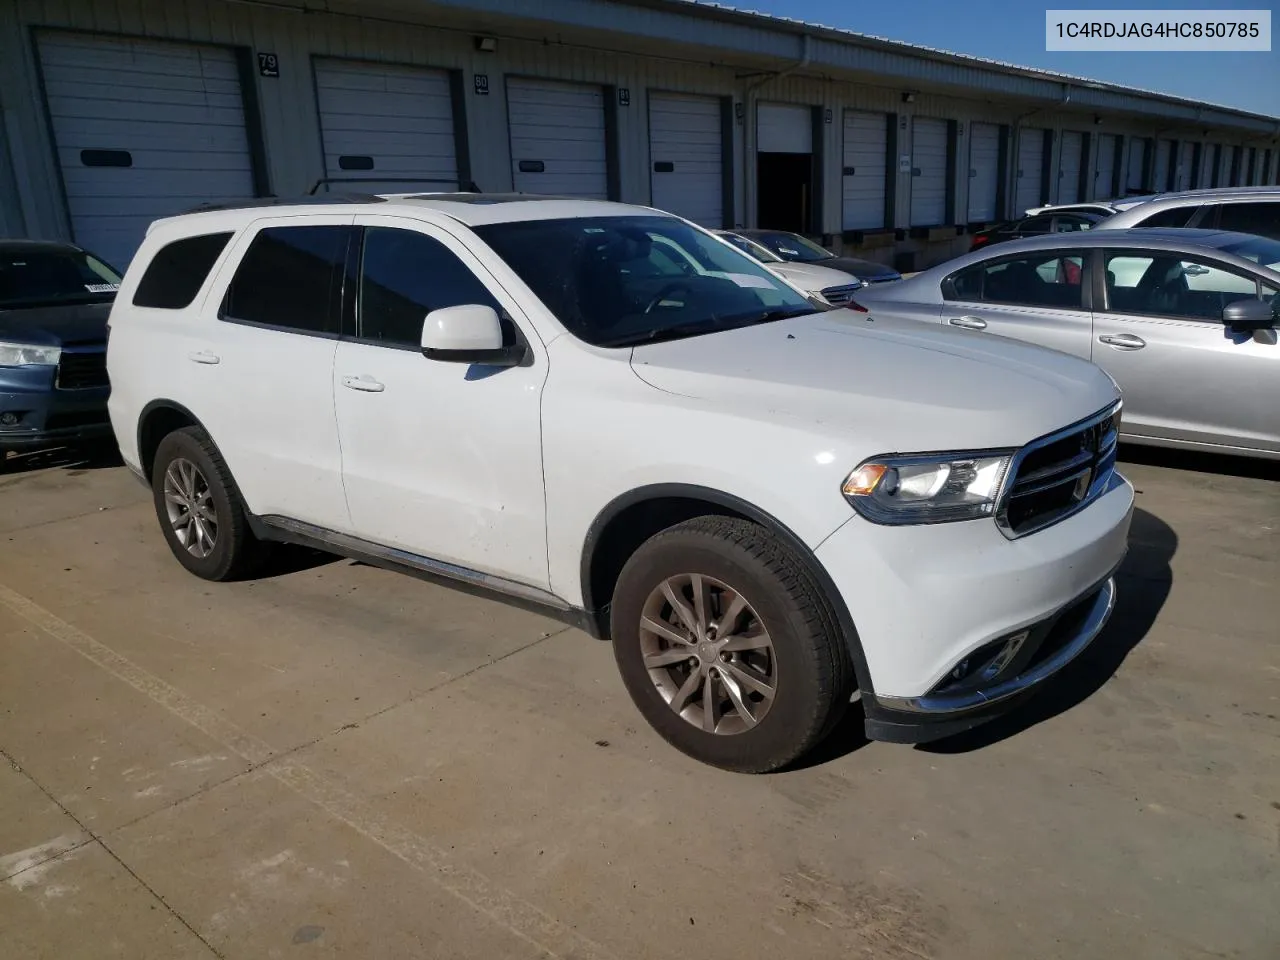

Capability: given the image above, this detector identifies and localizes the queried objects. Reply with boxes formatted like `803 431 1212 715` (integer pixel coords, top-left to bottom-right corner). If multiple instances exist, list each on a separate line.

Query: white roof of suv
151 192 667 238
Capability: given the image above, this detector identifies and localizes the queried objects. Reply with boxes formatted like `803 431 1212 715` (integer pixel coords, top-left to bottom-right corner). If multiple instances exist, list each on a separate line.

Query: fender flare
579 482 875 694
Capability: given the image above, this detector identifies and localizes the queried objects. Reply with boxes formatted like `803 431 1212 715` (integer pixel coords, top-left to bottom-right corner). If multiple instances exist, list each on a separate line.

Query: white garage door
966 122 1000 222
1196 145 1214 188
36 31 255 270
313 59 457 195
1058 131 1083 204
1153 139 1172 191
1015 127 1046 214
1094 134 1117 199
1126 138 1147 192
507 78 607 198
842 110 886 230
648 92 722 227
757 103 812 154
1177 142 1195 190
910 117 948 226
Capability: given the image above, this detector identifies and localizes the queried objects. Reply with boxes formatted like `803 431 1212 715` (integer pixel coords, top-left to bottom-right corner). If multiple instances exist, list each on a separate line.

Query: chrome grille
55 348 109 390
820 284 862 305
996 404 1121 539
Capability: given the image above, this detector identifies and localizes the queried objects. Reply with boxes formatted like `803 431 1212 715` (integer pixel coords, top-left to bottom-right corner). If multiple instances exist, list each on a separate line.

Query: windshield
1222 236 1280 273
474 216 815 348
718 233 783 263
0 246 121 308
753 232 833 263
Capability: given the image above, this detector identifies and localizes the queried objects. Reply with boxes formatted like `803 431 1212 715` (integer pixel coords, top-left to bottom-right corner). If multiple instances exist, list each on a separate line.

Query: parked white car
713 230 865 306
107 194 1132 772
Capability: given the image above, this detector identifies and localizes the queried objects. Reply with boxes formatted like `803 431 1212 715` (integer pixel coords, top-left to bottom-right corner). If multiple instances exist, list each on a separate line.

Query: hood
767 261 860 293
0 302 111 346
821 256 901 282
629 311 1118 453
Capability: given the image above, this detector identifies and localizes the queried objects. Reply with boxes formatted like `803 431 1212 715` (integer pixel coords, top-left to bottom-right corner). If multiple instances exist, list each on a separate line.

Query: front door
1093 250 1280 453
940 248 1093 359
332 215 550 586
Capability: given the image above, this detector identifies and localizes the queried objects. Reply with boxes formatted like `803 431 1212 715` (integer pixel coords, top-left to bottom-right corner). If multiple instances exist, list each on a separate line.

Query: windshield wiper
598 307 815 348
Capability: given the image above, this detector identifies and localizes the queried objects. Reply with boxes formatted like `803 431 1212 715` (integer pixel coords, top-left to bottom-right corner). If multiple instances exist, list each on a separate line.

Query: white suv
107 193 1133 772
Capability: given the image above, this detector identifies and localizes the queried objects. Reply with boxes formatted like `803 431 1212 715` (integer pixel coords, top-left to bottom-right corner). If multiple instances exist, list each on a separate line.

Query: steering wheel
643 281 695 315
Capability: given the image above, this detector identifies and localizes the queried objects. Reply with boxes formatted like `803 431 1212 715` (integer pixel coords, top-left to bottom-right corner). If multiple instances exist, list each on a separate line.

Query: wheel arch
579 483 874 694
136 400 218 483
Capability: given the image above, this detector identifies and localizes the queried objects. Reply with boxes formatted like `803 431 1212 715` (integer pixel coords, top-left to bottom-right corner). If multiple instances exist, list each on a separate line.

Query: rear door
1093 249 1279 453
195 217 354 527
939 247 1092 358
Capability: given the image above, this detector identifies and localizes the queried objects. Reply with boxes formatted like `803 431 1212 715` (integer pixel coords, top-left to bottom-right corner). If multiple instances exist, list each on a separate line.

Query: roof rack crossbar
306 176 482 195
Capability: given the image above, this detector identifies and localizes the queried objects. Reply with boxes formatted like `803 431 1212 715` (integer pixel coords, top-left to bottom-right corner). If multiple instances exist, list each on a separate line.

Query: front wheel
610 516 852 773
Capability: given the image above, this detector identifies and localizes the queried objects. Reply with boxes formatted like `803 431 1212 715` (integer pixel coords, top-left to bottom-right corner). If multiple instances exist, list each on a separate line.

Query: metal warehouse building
1 0 1278 273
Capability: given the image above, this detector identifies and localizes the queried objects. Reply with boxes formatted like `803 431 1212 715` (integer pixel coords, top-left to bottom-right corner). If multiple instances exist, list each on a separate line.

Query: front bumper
815 471 1134 743
0 363 112 450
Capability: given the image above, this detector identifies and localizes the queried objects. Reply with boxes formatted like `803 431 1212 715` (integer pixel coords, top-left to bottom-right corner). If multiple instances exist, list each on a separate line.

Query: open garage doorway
756 102 815 233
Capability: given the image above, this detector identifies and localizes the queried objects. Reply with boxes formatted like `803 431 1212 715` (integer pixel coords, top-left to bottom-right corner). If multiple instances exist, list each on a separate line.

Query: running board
254 515 579 618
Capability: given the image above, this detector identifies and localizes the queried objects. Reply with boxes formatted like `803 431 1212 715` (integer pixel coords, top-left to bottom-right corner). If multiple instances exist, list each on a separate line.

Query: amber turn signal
842 462 887 497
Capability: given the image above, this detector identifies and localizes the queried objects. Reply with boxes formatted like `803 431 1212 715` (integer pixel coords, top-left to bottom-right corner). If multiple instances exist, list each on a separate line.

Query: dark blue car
0 241 119 458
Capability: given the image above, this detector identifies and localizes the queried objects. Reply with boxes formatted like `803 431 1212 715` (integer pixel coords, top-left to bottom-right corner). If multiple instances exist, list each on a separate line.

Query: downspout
742 34 812 226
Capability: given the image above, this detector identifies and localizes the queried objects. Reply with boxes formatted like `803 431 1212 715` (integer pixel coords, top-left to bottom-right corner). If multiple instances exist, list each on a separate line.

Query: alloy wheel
162 457 218 558
639 573 777 734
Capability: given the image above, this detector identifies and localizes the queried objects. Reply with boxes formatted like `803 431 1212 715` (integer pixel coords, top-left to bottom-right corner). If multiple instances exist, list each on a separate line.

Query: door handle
1098 333 1146 350
341 375 385 393
948 316 988 330
187 350 220 365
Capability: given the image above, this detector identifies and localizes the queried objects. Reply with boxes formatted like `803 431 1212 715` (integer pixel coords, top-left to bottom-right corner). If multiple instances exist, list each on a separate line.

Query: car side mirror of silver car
421 304 526 366
1222 298 1275 334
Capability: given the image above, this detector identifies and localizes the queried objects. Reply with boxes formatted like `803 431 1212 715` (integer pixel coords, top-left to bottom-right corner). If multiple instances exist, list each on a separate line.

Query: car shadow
1119 443 1279 482
916 505 1175 754
0 440 123 475
252 544 342 579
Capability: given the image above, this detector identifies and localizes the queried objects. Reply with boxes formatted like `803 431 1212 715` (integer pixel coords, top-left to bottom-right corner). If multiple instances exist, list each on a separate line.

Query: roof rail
306 176 482 196
183 194 386 214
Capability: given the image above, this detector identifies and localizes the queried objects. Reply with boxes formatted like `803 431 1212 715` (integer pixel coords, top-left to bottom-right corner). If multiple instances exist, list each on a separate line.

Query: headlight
0 342 61 366
842 451 1013 524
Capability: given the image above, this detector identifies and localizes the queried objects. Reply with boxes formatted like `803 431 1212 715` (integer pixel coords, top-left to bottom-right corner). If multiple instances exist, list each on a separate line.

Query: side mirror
1222 298 1275 334
421 304 526 366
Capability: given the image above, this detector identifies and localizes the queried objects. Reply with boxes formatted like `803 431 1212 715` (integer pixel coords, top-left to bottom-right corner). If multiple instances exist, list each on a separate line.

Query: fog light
0 412 18 426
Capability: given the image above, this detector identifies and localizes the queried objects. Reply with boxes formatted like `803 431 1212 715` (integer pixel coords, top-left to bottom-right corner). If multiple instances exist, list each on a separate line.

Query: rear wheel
151 426 267 581
610 516 852 773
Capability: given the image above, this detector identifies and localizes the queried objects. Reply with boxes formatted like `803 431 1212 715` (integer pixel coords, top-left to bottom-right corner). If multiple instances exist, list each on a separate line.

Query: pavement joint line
0 746 227 959
103 626 575 837
0 580 616 960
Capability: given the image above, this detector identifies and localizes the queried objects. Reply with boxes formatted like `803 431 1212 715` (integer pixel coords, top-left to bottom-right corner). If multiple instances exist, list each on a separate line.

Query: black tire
610 516 853 773
151 426 267 581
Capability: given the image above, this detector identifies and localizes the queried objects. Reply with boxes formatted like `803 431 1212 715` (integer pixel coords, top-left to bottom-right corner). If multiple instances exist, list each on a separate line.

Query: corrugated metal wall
1 0 1274 269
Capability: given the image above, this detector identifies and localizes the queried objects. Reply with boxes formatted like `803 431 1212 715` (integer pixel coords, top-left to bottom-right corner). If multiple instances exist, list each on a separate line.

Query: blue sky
720 0 1279 117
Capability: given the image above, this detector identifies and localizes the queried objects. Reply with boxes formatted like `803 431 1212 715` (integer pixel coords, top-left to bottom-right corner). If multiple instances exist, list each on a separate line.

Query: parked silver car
853 228 1280 459
1095 186 1280 239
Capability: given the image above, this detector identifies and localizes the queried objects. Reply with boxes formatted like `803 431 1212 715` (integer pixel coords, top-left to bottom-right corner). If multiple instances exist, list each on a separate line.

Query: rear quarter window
1132 206 1202 229
132 233 234 309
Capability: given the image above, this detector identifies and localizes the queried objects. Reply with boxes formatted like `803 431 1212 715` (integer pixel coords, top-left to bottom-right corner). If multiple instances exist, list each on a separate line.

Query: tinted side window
1054 215 1094 232
133 233 233 309
1216 202 1278 240
222 226 350 334
948 253 1084 308
1105 252 1260 320
1018 216 1054 234
1134 206 1200 228
358 228 500 347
